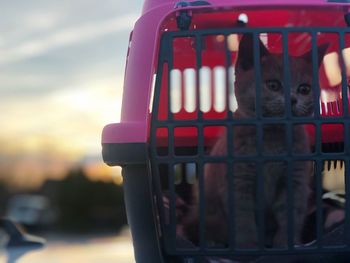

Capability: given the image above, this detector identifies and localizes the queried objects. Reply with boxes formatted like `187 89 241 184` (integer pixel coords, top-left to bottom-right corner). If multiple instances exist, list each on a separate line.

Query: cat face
234 34 328 118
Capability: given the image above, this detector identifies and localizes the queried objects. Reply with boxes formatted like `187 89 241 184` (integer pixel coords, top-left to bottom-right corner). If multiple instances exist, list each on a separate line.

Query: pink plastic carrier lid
102 0 350 145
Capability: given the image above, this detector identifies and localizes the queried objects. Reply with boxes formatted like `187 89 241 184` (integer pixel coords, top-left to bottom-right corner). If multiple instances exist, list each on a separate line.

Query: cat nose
291 96 297 105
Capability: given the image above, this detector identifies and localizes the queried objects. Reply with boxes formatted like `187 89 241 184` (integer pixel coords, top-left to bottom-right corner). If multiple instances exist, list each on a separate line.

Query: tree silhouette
53 167 127 233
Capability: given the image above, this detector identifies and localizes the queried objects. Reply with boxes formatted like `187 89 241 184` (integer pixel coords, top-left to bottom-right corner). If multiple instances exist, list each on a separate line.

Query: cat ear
301 43 329 68
236 34 270 71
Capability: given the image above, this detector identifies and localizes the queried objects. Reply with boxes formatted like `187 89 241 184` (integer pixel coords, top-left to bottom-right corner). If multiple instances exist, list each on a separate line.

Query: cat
183 34 328 248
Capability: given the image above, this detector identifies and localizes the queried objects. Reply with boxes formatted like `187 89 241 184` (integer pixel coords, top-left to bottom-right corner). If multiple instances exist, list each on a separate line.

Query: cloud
0 75 124 157
0 13 138 66
0 1 144 187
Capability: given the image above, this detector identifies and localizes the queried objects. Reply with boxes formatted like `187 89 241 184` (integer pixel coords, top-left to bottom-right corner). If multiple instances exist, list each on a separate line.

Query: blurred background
0 0 144 262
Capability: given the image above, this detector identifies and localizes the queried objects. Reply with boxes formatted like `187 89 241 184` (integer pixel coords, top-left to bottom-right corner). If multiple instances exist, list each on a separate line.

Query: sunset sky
0 0 144 188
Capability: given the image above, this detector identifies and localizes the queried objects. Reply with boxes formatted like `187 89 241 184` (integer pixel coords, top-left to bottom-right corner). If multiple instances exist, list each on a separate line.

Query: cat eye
297 84 312 95
266 79 282 92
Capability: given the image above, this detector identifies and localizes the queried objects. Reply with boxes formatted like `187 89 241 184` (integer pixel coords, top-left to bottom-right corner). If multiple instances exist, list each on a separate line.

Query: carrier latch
175 1 211 30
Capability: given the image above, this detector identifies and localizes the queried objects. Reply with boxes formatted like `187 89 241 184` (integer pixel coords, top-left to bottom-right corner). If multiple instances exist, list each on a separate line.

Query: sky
0 0 144 188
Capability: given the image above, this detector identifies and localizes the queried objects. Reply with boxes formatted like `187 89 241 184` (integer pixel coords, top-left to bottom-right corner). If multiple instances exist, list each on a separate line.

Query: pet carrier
102 0 350 262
